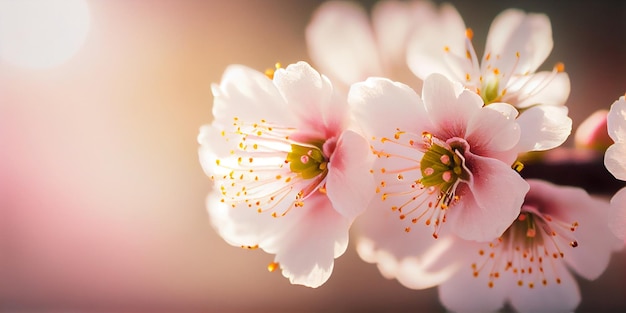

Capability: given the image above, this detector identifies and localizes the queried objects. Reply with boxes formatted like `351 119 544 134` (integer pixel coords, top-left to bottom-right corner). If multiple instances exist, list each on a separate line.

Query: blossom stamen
374 130 469 238
215 118 331 217
471 208 580 288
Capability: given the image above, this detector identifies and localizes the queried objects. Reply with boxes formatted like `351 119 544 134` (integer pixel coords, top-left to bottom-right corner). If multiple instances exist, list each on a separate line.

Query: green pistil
420 143 467 189
286 143 328 179
482 79 499 104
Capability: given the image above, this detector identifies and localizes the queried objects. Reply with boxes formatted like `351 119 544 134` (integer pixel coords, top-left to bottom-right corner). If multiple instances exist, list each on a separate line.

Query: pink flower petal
273 194 351 287
422 73 479 139
447 153 528 241
372 0 436 70
212 64 291 126
438 256 509 313
326 130 376 220
207 190 350 288
609 187 626 242
508 264 580 313
272 61 345 137
305 1 383 87
354 198 463 290
605 142 626 181
406 4 467 81
523 180 621 281
607 96 626 143
349 77 427 139
507 72 570 109
484 9 553 77
516 105 572 152
465 101 521 158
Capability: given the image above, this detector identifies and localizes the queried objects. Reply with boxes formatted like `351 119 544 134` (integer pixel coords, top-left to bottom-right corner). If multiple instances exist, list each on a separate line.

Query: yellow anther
512 161 524 173
267 262 280 272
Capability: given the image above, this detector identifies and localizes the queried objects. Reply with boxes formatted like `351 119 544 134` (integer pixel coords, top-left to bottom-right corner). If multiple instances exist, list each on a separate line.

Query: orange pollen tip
267 262 280 272
555 62 565 72
465 28 474 40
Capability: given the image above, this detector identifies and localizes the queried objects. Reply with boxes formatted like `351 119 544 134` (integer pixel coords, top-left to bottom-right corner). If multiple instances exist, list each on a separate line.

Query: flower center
213 117 331 218
372 130 470 238
471 208 579 289
420 140 468 191
286 142 329 179
481 78 500 104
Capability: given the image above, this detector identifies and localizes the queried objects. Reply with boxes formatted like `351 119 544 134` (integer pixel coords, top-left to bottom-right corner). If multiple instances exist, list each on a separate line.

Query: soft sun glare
0 0 90 69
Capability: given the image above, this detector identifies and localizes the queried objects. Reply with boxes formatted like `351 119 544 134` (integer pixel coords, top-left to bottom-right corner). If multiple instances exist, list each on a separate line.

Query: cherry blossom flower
407 7 572 152
349 72 529 243
198 61 375 287
437 179 623 313
605 95 626 242
306 0 439 90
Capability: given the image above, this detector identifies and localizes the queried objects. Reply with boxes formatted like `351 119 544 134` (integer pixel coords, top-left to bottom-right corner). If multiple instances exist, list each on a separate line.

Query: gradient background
1 0 625 312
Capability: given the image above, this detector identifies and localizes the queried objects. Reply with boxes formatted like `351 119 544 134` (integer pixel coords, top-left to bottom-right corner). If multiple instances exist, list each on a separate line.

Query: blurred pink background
1 0 624 312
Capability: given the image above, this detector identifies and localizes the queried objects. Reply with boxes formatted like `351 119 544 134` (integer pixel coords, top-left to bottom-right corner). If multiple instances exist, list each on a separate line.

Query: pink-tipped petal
448 154 528 242
273 61 344 135
306 1 383 87
423 74 479 139
524 180 620 281
326 130 376 220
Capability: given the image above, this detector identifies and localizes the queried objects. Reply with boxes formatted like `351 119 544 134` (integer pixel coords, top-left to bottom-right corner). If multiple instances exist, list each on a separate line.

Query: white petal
508 264 580 313
372 0 436 68
197 125 230 176
273 194 351 287
406 4 467 81
438 257 509 313
607 96 626 142
305 1 382 87
326 130 376 220
212 64 291 126
423 74 480 139
605 143 626 181
448 154 528 241
484 9 553 77
466 101 521 158
354 199 463 290
273 61 345 137
349 77 427 139
507 72 570 108
516 105 572 152
609 187 626 242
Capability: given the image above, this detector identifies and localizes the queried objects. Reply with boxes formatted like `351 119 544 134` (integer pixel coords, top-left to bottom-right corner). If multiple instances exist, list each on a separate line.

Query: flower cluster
198 1 624 311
